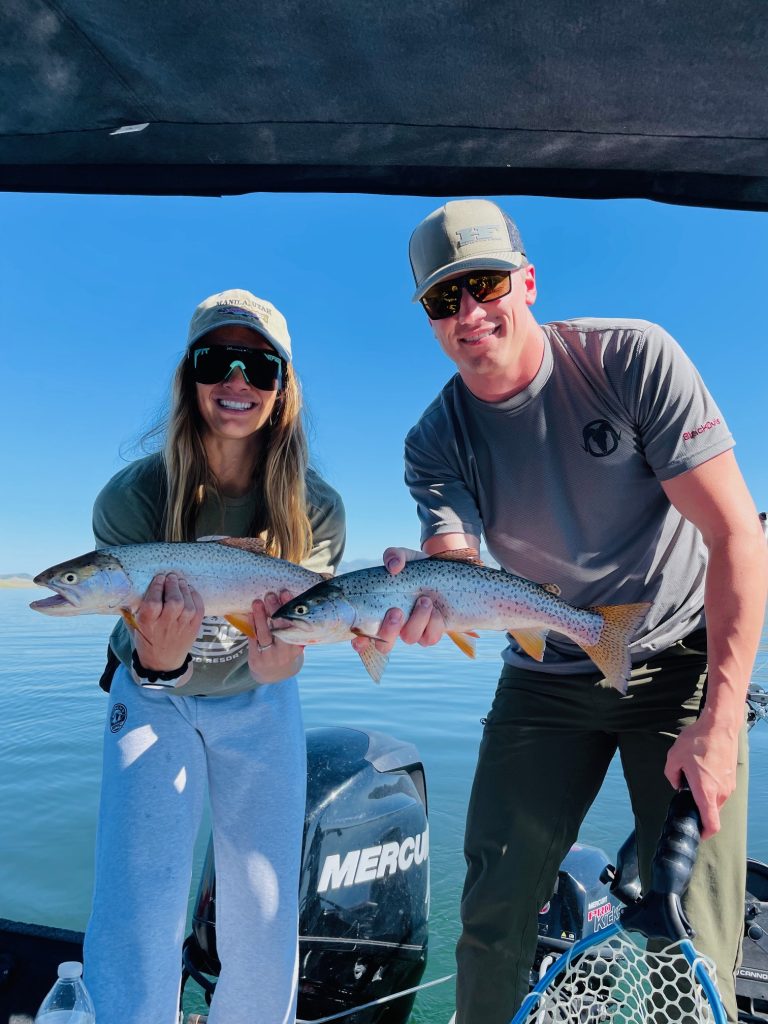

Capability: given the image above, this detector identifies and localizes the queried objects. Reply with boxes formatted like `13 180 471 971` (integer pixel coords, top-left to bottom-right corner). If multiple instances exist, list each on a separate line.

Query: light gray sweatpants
84 665 306 1024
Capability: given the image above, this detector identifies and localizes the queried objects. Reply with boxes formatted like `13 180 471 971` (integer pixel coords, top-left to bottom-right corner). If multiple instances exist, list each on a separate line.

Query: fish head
29 550 134 616
271 582 358 645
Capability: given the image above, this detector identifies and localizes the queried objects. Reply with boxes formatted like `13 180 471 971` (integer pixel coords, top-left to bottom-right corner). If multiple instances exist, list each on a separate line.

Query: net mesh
520 934 720 1023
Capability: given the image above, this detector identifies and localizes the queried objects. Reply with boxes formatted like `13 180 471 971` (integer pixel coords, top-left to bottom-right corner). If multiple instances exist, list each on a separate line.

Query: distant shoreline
0 578 36 589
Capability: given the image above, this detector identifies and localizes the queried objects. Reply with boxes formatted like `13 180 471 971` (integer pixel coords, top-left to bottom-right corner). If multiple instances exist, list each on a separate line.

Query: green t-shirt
93 452 345 697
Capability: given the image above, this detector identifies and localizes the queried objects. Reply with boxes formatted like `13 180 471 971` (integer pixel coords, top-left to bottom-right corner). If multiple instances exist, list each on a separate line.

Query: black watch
131 649 192 683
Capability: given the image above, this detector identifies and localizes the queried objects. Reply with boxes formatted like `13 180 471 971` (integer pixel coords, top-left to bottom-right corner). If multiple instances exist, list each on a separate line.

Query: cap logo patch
455 225 503 247
218 305 264 322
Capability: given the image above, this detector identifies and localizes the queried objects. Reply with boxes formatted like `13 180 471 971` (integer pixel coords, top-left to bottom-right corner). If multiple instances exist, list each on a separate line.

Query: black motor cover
535 842 625 961
186 726 429 1024
736 859 768 1021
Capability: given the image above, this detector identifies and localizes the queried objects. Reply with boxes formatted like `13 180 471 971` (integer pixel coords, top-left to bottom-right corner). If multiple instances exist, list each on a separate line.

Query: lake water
3 587 768 1022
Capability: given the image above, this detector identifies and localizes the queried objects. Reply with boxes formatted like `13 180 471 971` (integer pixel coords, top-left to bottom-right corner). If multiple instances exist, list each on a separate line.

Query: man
354 199 768 1023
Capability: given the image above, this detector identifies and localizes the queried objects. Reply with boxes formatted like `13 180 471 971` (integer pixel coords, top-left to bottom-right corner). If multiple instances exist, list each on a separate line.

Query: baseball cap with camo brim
187 289 292 363
409 199 527 302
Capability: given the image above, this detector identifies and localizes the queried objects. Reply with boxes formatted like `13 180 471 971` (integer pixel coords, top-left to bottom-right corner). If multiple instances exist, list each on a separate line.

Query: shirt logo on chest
582 419 621 457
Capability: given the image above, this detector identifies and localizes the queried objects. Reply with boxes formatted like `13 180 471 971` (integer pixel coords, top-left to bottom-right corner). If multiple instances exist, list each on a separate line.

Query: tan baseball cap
409 199 527 301
187 289 292 363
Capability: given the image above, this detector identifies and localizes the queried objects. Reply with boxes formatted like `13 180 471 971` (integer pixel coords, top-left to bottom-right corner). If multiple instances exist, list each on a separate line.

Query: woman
83 289 345 1024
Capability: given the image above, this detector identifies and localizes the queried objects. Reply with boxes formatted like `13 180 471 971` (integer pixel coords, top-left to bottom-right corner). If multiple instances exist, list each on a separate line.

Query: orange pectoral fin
120 608 151 647
121 608 139 632
509 628 547 662
447 631 477 659
224 613 257 638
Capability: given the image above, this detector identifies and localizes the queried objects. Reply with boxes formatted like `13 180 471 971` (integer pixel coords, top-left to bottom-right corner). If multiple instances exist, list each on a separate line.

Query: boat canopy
2 0 767 209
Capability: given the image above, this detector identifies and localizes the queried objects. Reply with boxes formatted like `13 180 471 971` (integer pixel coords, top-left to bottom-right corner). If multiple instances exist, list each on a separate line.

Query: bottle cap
57 962 83 979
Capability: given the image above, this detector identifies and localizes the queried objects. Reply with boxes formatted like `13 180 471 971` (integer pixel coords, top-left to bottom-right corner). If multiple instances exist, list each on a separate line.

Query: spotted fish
273 550 649 691
29 537 322 638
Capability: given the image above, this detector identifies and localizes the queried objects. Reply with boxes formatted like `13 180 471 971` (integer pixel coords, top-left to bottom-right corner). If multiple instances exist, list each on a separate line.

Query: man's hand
248 590 305 683
664 710 742 840
350 546 446 659
134 573 205 671
382 546 426 575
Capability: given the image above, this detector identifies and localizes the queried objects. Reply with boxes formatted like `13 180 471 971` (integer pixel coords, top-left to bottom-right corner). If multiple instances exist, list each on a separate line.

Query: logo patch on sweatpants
109 703 128 733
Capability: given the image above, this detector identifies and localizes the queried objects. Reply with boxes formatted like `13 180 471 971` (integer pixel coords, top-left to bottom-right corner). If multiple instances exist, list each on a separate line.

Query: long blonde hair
161 350 313 563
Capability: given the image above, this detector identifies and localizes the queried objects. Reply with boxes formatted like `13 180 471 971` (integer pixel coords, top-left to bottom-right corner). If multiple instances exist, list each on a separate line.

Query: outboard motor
183 726 429 1023
534 842 625 972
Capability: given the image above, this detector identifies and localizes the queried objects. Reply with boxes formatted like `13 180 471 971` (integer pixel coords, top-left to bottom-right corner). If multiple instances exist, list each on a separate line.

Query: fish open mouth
30 593 71 610
268 615 293 631
29 589 81 615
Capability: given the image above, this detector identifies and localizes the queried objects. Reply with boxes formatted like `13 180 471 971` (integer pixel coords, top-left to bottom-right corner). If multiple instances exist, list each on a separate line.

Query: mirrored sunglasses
420 270 512 320
189 345 284 391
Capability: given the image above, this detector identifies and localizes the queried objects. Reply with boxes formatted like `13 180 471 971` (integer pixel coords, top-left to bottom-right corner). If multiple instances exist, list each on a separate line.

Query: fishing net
519 934 721 1023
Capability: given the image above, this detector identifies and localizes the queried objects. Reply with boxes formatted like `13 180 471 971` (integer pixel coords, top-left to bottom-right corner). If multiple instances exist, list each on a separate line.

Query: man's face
427 264 537 390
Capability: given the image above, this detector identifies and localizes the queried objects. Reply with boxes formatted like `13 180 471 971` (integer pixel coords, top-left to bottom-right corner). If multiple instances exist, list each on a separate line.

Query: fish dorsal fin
224 612 256 638
448 631 477 659
540 582 561 596
356 642 390 684
509 628 548 662
214 536 268 555
428 548 484 566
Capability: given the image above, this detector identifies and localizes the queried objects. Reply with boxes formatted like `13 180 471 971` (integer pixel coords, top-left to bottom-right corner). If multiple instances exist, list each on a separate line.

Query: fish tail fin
357 643 390 684
447 631 477 659
581 603 650 693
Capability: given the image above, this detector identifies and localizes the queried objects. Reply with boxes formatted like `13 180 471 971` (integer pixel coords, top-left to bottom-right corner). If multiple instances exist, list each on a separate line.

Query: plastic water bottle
34 961 96 1023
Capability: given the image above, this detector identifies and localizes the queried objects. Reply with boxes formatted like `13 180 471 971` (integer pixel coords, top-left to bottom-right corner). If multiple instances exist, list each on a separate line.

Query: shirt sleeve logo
582 419 621 457
682 418 721 442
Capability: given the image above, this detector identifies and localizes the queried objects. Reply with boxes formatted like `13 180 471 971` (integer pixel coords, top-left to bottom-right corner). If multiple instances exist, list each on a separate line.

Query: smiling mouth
216 399 255 411
460 327 498 344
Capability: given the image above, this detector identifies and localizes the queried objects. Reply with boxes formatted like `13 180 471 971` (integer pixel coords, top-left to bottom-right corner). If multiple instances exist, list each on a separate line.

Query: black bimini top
2 0 767 209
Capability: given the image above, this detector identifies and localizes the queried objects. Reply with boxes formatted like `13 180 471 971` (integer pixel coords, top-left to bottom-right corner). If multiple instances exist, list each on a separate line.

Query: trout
30 537 322 638
273 550 649 692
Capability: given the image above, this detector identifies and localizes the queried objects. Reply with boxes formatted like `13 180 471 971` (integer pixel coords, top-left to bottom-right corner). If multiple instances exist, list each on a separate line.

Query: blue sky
2 191 767 575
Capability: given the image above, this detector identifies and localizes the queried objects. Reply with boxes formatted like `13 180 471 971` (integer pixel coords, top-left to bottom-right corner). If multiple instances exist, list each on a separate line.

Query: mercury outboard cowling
183 726 429 1023
534 842 625 965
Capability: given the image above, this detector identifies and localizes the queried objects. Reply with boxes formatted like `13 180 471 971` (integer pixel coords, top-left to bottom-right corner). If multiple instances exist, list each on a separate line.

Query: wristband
131 649 192 684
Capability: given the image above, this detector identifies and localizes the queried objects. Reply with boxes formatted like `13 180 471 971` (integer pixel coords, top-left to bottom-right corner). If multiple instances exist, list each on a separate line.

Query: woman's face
193 325 282 443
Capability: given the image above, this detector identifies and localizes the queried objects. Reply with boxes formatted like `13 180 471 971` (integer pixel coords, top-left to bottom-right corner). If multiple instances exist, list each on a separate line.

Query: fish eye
293 604 309 616
59 572 79 585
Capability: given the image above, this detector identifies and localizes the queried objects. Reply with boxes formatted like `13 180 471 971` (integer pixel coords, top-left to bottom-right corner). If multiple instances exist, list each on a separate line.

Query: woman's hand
134 573 205 671
248 590 305 683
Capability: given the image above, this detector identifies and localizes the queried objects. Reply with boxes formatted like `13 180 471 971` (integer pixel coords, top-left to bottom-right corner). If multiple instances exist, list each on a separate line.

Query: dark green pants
456 637 748 1024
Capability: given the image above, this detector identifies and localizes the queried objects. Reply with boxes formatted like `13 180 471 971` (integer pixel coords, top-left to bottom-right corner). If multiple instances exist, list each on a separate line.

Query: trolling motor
182 726 429 1024
532 683 768 1022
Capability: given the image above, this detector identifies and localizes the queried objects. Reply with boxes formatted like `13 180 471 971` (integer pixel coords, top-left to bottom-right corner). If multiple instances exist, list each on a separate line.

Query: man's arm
661 450 768 839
